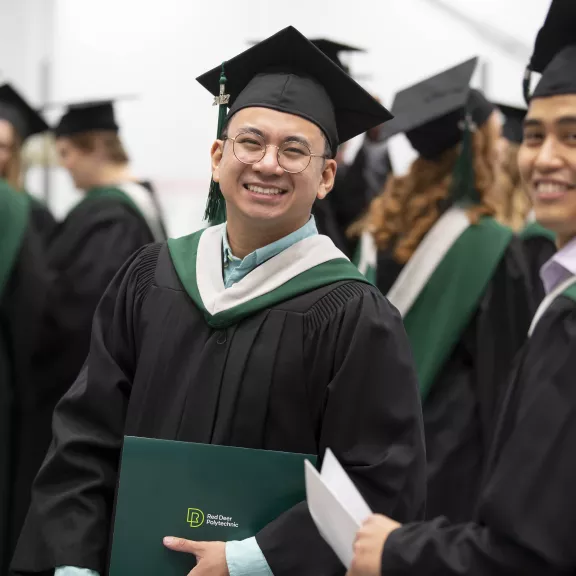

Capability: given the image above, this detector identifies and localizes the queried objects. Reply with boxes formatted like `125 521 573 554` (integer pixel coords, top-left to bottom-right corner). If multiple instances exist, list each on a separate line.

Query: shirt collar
222 216 318 268
540 235 576 294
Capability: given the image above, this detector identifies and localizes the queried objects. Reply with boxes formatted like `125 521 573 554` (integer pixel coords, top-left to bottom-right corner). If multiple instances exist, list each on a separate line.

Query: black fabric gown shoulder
0 225 51 574
40 195 155 403
12 242 426 576
380 295 576 575
376 236 536 523
521 234 556 304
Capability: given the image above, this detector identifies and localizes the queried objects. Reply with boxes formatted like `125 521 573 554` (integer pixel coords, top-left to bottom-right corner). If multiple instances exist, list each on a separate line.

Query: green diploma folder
108 436 316 575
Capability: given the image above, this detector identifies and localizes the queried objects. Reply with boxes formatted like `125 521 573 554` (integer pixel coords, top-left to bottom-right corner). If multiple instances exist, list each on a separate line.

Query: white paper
305 449 373 569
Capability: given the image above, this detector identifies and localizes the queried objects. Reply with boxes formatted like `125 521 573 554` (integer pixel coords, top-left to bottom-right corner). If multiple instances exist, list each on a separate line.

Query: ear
317 159 337 200
211 140 224 183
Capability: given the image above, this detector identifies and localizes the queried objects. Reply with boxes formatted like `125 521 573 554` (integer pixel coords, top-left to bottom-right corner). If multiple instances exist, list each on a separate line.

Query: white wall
11 0 554 235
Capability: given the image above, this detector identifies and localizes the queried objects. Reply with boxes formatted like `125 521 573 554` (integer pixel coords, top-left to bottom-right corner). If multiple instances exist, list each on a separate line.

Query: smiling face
211 107 337 238
518 95 576 247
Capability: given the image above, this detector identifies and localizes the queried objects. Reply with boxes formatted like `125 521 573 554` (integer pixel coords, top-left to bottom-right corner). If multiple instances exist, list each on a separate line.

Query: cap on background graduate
523 0 576 103
0 83 49 190
379 58 495 201
197 25 391 224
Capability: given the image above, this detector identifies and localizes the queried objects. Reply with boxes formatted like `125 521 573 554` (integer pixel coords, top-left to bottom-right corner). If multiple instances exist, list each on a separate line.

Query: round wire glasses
225 132 328 174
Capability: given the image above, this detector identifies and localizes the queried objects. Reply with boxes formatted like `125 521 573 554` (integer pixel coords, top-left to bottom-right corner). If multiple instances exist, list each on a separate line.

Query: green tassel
450 112 480 206
204 62 229 225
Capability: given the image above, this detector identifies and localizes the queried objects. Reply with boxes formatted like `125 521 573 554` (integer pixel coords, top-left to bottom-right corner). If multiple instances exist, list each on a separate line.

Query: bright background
0 0 552 236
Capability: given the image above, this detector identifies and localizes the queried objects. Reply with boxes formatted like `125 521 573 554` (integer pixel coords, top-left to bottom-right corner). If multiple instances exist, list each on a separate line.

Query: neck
226 212 310 259
89 163 132 190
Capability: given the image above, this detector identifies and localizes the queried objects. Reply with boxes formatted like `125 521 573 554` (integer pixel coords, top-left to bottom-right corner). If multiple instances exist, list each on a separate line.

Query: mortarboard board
0 83 49 141
525 0 576 102
310 39 365 73
379 58 494 159
497 103 526 145
197 26 392 223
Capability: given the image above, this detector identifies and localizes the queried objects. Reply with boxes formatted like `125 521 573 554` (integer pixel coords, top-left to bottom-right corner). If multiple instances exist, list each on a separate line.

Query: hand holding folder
305 449 373 569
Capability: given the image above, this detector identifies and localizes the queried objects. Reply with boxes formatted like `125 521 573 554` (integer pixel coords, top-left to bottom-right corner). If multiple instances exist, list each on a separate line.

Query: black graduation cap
310 39 365 73
54 99 120 137
197 26 392 224
0 83 49 140
525 0 576 102
497 103 526 145
198 26 391 154
379 57 494 159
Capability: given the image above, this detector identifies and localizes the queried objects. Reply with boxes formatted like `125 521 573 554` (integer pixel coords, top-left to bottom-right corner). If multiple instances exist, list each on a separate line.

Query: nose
534 135 565 173
252 145 284 176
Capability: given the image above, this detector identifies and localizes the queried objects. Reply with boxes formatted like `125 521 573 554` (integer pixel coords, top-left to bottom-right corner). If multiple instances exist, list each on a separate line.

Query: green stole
563 283 576 302
84 186 141 217
402 217 513 400
519 220 555 242
168 228 370 329
0 180 30 299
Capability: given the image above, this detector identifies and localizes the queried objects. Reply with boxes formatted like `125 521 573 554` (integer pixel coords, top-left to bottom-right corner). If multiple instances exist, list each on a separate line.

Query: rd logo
187 508 205 528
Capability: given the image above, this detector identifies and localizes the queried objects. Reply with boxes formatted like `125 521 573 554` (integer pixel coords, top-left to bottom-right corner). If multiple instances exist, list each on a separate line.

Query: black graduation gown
522 234 556 304
40 195 155 405
0 226 50 574
11 242 426 576
376 237 535 524
29 197 57 244
380 294 576 575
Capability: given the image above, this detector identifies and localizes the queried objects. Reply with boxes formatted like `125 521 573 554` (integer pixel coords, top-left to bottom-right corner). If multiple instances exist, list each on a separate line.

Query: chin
534 204 576 235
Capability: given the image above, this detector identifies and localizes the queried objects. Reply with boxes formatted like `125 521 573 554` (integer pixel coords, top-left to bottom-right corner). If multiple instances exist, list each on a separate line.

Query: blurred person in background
0 179 52 573
0 83 57 241
350 59 535 525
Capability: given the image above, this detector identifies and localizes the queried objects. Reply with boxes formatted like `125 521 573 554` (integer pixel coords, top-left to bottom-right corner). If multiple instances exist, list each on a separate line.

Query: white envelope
305 449 373 569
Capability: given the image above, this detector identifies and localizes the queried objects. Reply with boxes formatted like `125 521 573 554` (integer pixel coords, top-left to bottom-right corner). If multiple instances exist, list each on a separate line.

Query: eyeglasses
224 132 328 174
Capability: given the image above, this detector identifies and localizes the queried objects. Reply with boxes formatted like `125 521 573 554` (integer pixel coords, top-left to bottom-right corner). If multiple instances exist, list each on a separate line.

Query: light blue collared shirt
540 236 576 294
57 218 319 576
222 216 318 288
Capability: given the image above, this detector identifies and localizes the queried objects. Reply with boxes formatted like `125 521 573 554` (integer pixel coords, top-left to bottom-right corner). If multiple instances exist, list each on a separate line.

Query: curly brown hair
352 117 501 263
494 142 531 232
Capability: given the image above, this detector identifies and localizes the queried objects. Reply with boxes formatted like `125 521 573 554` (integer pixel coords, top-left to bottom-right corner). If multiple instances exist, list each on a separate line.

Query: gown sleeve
380 300 576 576
256 282 427 575
9 244 160 575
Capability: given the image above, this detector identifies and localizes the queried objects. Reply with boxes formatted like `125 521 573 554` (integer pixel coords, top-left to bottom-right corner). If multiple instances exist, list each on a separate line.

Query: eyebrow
524 116 576 128
235 125 313 148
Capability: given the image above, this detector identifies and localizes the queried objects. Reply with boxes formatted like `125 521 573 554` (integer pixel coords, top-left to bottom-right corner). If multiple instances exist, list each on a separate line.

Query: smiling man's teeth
537 182 570 195
246 184 284 195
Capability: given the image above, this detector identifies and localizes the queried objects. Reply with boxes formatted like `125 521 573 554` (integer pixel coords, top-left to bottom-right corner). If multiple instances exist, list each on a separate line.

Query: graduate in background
347 2 576 574
350 60 535 525
12 27 426 576
0 83 57 241
310 39 392 258
0 180 52 573
37 100 166 414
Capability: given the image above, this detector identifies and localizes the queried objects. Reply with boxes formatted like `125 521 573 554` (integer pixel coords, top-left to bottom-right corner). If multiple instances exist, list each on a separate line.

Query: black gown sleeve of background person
38 197 154 404
521 235 557 304
379 297 576 576
256 284 427 575
0 226 51 574
10 247 150 575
